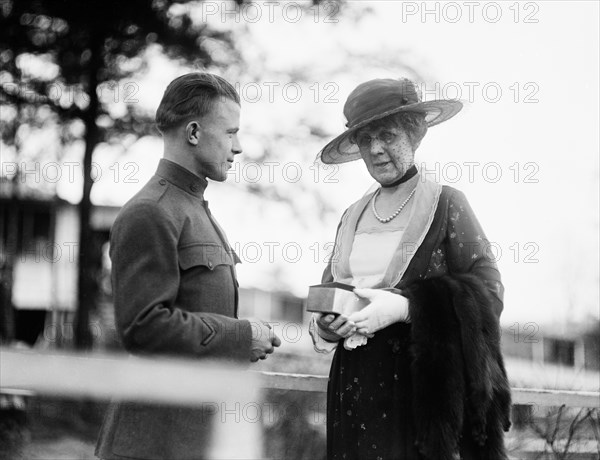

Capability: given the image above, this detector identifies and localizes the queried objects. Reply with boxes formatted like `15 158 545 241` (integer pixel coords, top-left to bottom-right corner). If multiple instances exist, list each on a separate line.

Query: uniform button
159 179 166 186
190 185 198 192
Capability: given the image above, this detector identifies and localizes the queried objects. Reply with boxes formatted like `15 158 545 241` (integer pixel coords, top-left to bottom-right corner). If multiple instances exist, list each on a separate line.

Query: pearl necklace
371 187 416 223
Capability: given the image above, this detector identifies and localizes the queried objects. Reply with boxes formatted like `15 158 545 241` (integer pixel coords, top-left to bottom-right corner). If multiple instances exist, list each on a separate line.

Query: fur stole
403 273 512 460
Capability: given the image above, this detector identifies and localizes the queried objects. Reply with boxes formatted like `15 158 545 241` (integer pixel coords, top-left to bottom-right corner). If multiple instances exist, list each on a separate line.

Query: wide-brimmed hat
318 78 463 164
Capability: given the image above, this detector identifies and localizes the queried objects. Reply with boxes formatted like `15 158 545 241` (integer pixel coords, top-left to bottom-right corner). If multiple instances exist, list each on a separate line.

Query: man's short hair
155 72 240 133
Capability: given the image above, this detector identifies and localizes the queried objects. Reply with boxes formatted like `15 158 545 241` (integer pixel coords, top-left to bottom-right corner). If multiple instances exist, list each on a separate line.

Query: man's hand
347 288 410 334
316 313 357 340
248 319 281 362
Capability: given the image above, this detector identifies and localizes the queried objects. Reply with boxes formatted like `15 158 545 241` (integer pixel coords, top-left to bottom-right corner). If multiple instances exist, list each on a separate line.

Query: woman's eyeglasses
354 129 399 149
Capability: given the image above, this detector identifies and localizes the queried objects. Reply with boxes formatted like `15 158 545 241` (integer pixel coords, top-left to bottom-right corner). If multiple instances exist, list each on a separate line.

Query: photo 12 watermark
416 81 540 104
198 1 340 24
417 161 540 184
227 161 339 184
197 400 327 425
399 2 540 24
1 241 80 264
233 81 339 104
1 161 141 185
1 80 140 106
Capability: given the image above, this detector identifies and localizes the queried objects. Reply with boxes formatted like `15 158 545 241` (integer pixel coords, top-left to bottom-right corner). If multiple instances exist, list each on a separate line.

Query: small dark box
306 282 369 316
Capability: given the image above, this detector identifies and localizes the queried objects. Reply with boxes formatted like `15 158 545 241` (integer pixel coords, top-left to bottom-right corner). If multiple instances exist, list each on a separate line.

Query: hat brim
318 99 463 164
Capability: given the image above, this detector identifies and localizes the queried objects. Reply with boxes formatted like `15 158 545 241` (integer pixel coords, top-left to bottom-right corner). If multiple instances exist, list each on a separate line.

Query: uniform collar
156 159 208 198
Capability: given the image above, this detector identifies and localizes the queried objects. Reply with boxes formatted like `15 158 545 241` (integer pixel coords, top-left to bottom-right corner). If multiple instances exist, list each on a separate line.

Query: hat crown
343 78 421 128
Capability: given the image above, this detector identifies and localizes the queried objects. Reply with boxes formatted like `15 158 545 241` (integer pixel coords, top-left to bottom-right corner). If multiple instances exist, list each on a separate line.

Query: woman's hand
348 288 410 334
316 313 357 340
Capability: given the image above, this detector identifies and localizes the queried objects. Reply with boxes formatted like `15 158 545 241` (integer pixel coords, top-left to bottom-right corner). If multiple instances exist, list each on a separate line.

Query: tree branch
0 84 84 120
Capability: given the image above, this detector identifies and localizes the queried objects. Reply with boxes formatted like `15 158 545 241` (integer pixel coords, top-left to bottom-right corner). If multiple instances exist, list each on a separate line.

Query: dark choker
381 165 418 188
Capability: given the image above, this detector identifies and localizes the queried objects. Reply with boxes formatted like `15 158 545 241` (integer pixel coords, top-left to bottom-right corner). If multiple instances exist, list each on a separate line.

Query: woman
309 78 511 460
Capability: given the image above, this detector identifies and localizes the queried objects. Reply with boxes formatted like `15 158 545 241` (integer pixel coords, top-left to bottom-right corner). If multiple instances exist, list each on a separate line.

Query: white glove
348 288 410 334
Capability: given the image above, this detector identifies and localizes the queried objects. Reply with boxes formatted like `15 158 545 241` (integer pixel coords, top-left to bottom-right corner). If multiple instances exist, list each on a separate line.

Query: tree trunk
74 31 102 350
0 192 19 344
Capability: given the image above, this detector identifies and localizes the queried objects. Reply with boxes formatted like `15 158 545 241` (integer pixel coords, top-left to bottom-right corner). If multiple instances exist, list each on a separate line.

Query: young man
96 73 280 460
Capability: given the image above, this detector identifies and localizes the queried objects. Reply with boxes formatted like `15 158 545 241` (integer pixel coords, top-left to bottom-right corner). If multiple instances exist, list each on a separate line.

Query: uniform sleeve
445 189 504 319
110 200 252 362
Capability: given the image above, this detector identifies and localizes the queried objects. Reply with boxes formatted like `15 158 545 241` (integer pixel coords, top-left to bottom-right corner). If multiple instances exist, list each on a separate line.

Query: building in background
0 185 118 346
502 323 600 372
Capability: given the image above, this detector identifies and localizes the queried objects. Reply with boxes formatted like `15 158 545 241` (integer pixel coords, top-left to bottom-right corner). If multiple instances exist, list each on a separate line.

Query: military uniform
96 159 252 460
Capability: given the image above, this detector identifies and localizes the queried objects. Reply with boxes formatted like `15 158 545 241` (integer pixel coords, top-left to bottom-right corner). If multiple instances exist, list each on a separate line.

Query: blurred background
1 1 598 459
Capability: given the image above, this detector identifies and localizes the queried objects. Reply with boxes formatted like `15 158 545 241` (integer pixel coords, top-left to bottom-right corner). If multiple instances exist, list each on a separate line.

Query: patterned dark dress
316 177 506 460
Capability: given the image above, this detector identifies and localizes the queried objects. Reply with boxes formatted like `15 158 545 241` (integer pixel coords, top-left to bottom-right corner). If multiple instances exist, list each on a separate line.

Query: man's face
356 124 415 186
192 98 242 181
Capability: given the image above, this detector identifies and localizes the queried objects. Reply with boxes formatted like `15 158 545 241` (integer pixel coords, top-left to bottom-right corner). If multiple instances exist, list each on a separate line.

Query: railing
1 347 264 459
260 370 599 409
4 348 598 407
2 347 599 459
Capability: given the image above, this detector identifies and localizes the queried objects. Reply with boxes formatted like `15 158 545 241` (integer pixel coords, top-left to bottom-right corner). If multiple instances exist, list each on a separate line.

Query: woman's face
356 124 416 186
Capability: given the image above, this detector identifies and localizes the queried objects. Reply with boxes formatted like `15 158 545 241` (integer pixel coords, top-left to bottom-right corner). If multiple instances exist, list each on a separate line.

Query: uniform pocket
178 243 233 271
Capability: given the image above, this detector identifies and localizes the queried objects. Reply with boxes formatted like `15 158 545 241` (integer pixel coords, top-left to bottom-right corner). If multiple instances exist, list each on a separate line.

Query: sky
7 1 598 329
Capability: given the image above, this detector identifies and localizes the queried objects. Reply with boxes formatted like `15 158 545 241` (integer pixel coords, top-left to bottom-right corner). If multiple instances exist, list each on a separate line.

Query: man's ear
185 121 200 145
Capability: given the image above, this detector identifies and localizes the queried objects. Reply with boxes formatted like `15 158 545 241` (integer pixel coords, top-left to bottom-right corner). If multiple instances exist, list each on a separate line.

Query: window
0 201 53 256
545 338 575 367
278 295 304 324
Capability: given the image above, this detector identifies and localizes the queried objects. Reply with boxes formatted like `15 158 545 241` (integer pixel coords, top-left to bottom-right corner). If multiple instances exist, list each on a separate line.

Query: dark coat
325 184 511 460
96 159 252 460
